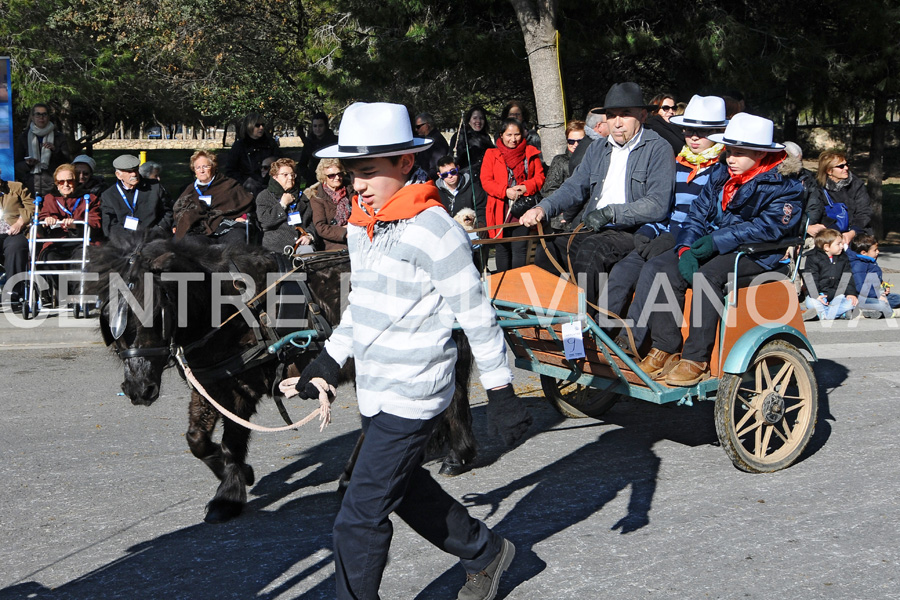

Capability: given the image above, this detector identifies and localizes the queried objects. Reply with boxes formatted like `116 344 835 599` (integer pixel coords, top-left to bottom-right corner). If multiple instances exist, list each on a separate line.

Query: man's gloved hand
486 384 533 447
632 233 652 255
678 251 700 284
583 206 615 231
639 232 676 260
690 235 716 260
294 351 341 399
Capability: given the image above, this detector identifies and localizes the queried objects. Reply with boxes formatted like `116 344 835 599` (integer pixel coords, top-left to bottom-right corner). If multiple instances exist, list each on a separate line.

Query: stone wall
93 136 307 150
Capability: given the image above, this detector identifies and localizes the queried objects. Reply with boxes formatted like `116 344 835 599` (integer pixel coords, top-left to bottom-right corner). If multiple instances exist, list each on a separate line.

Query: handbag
823 189 849 231
506 156 542 218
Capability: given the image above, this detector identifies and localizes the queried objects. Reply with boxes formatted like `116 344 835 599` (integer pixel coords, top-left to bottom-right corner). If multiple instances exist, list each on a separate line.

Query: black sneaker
458 538 515 600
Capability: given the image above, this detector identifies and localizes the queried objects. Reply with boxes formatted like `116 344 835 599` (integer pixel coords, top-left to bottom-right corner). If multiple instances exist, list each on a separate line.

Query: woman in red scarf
480 118 545 272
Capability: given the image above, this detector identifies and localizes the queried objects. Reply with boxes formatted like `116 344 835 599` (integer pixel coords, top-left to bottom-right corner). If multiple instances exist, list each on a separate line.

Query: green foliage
0 0 897 151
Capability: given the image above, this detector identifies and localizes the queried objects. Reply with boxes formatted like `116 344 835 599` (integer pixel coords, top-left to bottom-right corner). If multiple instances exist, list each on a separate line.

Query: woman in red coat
480 118 545 271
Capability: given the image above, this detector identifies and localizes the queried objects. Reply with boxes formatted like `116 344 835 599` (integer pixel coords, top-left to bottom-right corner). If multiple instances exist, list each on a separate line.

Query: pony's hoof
204 500 244 524
243 464 255 487
438 457 471 477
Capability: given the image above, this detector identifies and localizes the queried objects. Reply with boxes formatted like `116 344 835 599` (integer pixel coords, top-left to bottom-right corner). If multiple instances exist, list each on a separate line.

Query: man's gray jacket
536 128 675 229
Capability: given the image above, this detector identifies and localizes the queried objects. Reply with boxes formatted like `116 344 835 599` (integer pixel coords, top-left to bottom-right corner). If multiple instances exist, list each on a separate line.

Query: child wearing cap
281 102 527 600
634 113 805 386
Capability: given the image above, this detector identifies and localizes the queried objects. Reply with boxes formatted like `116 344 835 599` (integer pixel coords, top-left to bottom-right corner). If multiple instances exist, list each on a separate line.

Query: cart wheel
73 304 82 319
715 340 817 473
540 375 620 419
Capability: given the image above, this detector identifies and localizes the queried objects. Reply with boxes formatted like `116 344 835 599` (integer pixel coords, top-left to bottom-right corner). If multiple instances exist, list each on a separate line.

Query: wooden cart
487 257 818 474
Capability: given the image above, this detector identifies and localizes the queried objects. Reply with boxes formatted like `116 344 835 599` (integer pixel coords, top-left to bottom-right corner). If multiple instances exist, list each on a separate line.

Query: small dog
453 208 477 232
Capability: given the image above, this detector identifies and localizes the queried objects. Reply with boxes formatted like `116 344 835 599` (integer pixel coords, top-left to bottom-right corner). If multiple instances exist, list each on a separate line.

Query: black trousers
643 252 766 362
492 224 530 272
535 229 635 305
334 411 501 599
1 233 29 298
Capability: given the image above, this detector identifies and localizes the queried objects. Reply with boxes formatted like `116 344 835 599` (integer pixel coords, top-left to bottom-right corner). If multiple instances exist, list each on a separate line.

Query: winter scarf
324 183 350 227
676 143 724 183
349 181 444 242
495 138 528 183
28 122 56 173
721 151 786 210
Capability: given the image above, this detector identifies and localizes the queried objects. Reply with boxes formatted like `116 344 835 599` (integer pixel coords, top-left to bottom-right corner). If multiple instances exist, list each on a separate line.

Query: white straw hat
670 95 728 129
708 112 785 152
316 102 433 159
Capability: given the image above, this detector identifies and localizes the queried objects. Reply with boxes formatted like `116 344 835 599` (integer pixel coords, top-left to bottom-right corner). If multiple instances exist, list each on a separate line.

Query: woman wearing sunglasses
815 149 873 247
222 112 282 197
644 92 685 154
38 163 102 286
309 158 352 250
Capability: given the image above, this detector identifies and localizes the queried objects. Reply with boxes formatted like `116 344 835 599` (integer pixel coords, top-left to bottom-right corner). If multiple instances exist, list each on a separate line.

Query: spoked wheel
715 340 818 473
540 375 621 419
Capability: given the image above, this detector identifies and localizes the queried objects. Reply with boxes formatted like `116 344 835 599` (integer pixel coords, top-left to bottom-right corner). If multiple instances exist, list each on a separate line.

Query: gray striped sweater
325 205 512 419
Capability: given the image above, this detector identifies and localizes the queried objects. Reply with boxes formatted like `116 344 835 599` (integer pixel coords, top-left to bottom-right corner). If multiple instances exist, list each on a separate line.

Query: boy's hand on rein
294 351 341 400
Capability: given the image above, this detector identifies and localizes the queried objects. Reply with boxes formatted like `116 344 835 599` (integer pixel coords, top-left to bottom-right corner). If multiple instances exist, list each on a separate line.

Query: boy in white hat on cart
634 112 805 386
281 102 527 600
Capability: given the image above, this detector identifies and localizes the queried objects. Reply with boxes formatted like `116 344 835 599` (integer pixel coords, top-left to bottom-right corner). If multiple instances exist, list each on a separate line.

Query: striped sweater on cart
324 205 512 420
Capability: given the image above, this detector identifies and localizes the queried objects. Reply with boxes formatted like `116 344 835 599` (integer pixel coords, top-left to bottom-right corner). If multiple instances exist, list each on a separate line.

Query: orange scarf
676 153 721 184
721 151 785 210
349 182 445 241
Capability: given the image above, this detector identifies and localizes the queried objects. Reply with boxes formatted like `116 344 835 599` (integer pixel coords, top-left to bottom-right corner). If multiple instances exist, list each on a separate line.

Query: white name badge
561 320 586 361
198 195 212 205
124 216 140 231
287 211 302 225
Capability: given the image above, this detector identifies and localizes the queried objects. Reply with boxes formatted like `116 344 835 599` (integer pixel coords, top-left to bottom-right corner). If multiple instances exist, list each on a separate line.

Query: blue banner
0 57 12 181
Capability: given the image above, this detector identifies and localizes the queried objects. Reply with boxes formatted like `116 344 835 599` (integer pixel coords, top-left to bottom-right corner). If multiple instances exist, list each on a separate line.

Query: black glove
486 384 533 446
632 233 652 255
583 206 615 231
294 351 341 399
690 235 716 260
639 232 676 260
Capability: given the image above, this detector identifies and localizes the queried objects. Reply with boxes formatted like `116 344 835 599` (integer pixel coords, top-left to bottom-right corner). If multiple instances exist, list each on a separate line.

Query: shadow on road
0 430 362 600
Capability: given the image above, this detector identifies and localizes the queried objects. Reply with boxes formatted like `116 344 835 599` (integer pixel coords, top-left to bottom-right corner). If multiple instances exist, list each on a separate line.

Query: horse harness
109 246 346 403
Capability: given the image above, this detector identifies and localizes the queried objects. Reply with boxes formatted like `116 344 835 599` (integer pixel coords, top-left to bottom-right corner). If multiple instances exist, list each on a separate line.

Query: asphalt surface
1 256 899 599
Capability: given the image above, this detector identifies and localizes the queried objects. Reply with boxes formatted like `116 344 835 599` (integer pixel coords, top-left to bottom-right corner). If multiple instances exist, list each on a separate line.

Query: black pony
88 232 478 523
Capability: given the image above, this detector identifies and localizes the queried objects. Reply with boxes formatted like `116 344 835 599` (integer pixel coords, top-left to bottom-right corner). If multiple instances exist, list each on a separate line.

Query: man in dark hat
100 154 173 238
520 82 675 308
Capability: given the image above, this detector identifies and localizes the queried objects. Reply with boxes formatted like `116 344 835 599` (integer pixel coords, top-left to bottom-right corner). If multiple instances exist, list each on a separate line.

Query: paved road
1 306 899 599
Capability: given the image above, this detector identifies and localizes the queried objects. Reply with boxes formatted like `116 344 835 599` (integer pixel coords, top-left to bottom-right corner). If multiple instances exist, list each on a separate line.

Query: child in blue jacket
848 234 900 318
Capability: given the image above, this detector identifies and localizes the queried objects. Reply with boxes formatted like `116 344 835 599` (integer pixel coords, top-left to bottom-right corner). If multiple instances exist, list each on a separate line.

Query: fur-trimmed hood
778 153 803 178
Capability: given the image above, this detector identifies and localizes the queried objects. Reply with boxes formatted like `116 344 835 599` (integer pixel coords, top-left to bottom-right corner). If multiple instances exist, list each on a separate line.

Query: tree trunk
783 96 799 144
868 91 887 240
509 0 565 160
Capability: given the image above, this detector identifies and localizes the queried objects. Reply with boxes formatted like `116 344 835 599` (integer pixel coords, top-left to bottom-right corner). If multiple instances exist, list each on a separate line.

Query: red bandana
721 151 786 209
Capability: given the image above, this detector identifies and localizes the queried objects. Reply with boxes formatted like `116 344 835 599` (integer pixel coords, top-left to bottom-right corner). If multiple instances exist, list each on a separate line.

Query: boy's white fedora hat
708 112 785 152
316 102 433 159
670 95 729 129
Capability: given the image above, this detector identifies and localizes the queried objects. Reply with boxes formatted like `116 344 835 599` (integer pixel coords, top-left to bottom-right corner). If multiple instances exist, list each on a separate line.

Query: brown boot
637 348 681 379
664 359 710 387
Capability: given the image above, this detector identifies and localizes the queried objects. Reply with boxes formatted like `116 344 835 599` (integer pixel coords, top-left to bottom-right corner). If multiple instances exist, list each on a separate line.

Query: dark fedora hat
601 82 655 111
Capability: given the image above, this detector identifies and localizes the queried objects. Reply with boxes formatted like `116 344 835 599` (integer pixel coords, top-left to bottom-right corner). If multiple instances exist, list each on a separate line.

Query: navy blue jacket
675 158 805 269
846 250 884 299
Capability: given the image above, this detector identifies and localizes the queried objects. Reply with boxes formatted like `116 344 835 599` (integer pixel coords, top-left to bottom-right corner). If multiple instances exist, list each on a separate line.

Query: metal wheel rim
728 349 814 465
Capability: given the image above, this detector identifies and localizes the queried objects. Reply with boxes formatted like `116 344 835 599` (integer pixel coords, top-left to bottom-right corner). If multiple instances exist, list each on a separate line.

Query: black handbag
506 156 541 218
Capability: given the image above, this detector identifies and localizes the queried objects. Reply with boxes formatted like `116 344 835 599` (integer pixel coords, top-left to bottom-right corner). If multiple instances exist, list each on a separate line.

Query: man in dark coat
100 154 174 238
413 112 451 180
